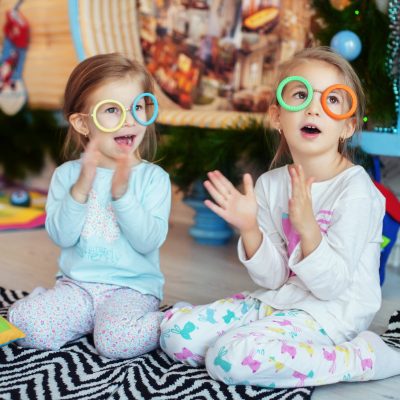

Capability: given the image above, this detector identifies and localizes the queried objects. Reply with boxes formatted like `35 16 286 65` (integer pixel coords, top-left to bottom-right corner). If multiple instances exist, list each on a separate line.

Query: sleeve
238 176 290 289
290 195 384 300
112 169 171 254
45 165 88 248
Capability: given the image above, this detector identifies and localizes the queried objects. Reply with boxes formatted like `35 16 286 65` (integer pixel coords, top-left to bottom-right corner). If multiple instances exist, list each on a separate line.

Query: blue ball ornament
10 190 31 207
330 30 362 61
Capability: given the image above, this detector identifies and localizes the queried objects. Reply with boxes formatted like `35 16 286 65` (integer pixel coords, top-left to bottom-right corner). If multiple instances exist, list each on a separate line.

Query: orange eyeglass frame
321 84 358 120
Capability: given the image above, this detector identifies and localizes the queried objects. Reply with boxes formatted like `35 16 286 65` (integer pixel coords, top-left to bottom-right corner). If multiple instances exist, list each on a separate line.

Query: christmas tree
312 0 397 128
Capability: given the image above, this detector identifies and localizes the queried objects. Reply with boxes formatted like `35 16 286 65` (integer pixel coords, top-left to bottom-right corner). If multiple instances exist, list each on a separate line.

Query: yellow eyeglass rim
91 99 126 133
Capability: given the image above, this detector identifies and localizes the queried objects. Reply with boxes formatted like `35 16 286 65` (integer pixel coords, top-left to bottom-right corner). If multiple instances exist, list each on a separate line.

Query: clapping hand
71 138 101 203
288 164 321 257
111 145 133 200
288 164 316 236
203 170 258 233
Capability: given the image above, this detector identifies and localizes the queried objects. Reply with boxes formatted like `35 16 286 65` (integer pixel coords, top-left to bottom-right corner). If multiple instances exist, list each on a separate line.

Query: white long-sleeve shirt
238 165 385 344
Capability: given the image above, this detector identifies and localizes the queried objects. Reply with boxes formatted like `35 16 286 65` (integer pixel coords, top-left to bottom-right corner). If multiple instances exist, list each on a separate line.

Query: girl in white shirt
160 46 400 387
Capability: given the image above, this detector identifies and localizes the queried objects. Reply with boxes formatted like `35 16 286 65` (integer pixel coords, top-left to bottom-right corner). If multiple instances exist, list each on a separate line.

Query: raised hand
288 164 321 257
71 138 101 203
111 145 132 200
203 170 258 233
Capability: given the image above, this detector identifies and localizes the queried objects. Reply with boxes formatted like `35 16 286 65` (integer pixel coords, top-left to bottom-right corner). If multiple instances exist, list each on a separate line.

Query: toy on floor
10 189 30 207
0 315 25 347
374 181 400 284
371 156 400 285
0 187 46 231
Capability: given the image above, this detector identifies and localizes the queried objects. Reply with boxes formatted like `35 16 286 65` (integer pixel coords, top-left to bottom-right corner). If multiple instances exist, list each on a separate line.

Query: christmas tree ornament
329 0 351 10
330 30 362 61
0 0 29 116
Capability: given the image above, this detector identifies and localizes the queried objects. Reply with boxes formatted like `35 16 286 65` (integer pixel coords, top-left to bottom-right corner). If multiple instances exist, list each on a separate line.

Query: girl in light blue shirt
9 53 171 359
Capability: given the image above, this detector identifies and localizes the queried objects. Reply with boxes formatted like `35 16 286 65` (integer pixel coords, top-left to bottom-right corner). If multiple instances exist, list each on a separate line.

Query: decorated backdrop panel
0 0 313 128
139 0 313 114
73 0 313 127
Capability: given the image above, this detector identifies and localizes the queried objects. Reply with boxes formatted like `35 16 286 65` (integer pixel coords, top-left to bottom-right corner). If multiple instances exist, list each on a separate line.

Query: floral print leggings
8 277 163 359
160 293 376 388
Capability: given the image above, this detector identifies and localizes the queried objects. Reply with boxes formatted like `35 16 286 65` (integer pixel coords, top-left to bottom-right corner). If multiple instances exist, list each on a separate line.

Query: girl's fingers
290 166 300 198
306 176 315 195
242 173 254 197
296 164 306 184
291 165 311 199
118 143 131 155
296 165 308 197
85 136 99 153
203 180 226 207
208 170 235 197
204 199 228 221
214 170 236 190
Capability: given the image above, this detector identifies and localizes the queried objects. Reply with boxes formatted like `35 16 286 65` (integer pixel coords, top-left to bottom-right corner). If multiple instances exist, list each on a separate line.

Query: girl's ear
342 116 357 140
268 104 281 130
69 113 90 136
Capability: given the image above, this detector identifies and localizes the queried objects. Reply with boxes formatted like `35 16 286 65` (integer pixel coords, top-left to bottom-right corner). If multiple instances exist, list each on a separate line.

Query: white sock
358 331 400 380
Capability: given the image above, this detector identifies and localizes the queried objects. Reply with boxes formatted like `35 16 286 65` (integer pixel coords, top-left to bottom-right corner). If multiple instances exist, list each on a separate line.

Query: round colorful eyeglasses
276 76 357 120
88 92 159 133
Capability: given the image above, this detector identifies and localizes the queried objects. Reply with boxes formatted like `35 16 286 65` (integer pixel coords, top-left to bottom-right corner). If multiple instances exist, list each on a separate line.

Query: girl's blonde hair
62 53 158 161
269 46 366 168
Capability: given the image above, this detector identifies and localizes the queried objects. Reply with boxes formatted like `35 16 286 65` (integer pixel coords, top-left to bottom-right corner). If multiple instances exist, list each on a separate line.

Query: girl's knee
95 330 158 360
95 337 135 359
94 312 162 359
205 342 238 383
159 308 200 363
160 306 192 331
205 337 275 385
8 303 60 350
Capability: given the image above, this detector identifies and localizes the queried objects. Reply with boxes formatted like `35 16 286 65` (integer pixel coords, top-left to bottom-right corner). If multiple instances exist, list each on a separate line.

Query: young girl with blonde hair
160 46 400 387
9 53 171 359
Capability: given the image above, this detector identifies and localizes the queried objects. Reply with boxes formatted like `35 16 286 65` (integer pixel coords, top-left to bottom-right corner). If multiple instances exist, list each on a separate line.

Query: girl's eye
293 90 307 100
135 103 146 112
105 107 120 114
327 95 340 104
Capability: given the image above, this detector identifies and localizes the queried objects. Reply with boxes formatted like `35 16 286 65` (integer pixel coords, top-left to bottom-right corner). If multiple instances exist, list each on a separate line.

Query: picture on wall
138 0 313 113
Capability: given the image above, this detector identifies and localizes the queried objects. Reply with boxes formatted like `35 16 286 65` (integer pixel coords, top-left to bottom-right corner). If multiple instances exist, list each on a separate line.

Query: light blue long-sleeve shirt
45 159 171 300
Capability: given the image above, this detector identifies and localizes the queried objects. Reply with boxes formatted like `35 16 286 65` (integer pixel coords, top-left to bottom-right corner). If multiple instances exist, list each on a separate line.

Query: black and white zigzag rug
0 288 314 400
381 310 400 350
2 288 399 400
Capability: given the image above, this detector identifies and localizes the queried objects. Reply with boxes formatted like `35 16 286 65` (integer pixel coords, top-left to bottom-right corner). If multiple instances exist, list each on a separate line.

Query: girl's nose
124 110 136 126
305 94 321 116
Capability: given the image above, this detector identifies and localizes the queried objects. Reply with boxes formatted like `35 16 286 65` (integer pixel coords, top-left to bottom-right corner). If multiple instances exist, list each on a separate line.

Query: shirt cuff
237 229 269 268
65 190 87 214
111 190 140 211
290 235 327 277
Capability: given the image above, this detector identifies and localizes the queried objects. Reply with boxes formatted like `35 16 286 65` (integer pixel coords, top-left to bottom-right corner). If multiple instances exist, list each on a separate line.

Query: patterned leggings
8 278 163 359
160 293 376 388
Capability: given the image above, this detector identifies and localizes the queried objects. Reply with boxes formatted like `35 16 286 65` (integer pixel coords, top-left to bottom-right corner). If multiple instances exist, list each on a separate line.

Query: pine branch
312 0 396 126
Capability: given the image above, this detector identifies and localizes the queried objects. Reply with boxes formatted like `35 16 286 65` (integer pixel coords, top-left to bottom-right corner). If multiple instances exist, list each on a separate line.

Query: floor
1 193 399 399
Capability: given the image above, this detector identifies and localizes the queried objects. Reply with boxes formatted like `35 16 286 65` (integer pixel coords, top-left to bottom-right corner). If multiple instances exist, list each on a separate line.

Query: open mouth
114 135 135 146
301 124 321 135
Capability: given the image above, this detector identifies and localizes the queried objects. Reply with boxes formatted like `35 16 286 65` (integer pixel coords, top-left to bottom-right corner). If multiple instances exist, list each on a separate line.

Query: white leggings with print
8 277 163 360
160 292 375 388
